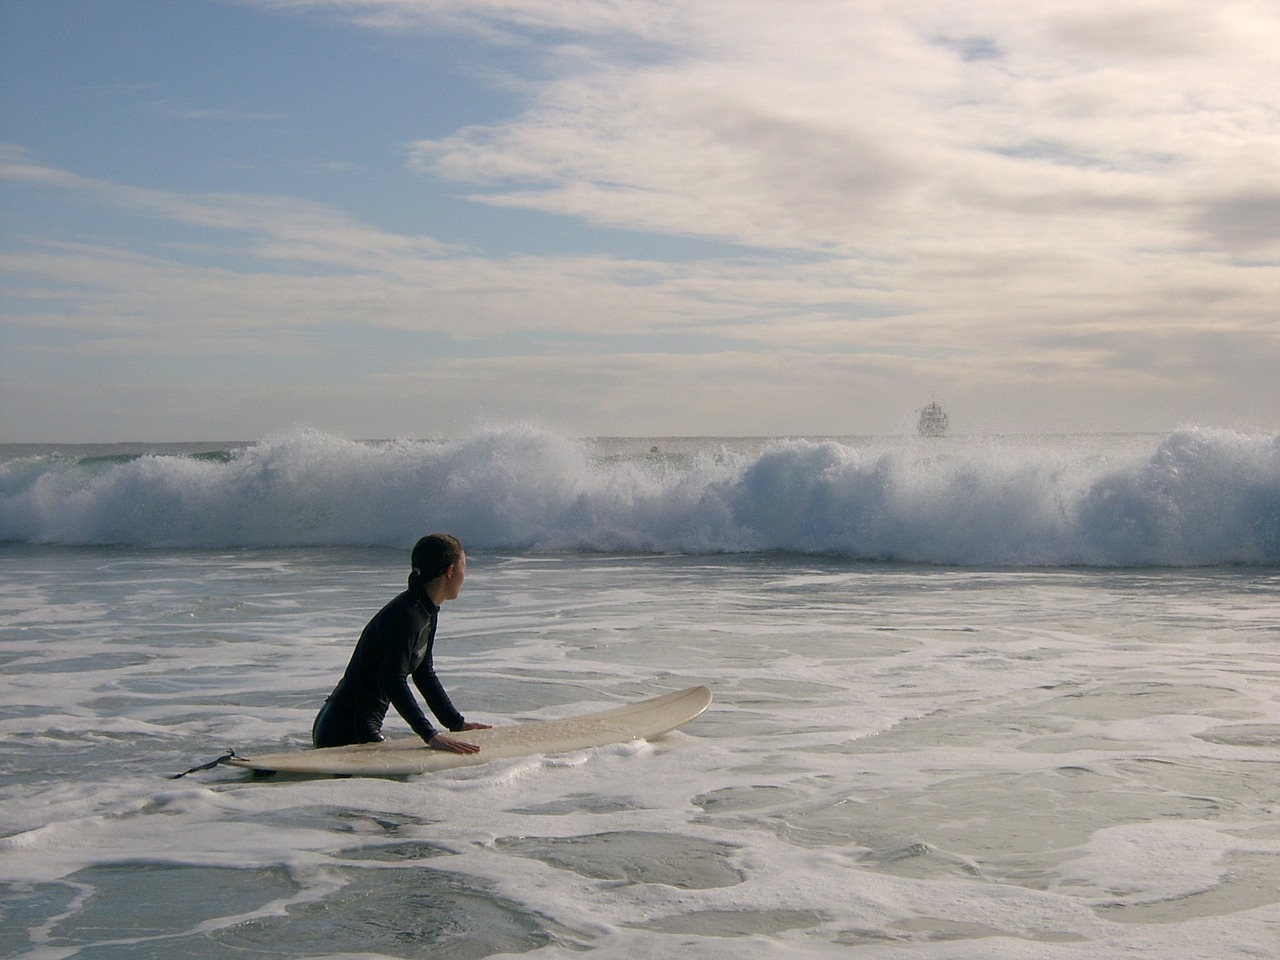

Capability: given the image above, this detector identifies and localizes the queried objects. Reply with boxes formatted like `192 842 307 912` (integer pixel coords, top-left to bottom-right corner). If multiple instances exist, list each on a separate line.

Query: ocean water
1 426 1278 959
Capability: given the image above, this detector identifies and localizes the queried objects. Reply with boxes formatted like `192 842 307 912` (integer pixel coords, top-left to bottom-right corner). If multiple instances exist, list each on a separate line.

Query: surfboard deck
228 684 712 777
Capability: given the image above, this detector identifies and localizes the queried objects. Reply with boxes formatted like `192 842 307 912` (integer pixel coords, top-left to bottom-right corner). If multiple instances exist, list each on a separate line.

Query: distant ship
917 400 949 437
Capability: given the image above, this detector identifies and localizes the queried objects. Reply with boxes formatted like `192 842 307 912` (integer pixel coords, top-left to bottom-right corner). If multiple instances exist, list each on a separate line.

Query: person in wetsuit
312 533 491 754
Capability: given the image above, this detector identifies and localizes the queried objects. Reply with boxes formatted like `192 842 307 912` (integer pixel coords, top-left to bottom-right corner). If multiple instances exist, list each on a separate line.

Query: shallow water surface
2 545 1278 958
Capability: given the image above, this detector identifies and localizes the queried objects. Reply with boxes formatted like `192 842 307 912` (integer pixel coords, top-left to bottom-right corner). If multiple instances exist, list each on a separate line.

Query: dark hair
408 533 464 591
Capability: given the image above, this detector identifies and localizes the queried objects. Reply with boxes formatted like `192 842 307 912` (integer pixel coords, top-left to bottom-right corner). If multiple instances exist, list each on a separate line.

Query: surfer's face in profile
438 554 466 602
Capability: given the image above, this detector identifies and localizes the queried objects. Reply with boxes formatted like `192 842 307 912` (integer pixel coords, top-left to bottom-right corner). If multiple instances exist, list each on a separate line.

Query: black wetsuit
312 590 466 748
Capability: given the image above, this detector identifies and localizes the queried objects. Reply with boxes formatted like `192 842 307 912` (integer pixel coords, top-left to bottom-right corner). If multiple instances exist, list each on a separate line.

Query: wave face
2 426 1277 566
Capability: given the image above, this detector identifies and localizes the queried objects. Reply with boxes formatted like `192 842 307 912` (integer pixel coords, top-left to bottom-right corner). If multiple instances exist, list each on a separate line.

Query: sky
1 0 1278 441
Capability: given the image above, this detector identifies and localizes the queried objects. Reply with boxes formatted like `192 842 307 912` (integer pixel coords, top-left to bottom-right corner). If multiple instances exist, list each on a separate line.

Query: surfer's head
409 533 466 600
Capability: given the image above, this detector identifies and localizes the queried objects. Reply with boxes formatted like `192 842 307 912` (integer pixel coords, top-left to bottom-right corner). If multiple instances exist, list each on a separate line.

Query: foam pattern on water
2 547 1279 958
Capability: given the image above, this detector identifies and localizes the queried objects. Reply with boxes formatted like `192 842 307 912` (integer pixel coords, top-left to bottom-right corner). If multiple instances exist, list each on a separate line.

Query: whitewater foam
2 542 1278 958
1 426 1276 565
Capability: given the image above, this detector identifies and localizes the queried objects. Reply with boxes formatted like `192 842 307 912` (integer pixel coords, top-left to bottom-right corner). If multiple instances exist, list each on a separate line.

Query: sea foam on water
1 427 1278 958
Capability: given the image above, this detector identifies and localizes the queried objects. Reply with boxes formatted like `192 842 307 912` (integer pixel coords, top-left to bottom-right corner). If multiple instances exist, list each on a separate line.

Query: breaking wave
2 425 1277 566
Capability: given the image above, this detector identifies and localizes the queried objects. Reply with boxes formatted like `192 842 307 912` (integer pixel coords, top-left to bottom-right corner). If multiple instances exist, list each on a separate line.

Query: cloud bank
2 0 1278 439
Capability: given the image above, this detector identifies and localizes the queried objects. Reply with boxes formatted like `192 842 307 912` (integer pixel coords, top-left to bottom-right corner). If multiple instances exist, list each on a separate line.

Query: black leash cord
169 750 242 779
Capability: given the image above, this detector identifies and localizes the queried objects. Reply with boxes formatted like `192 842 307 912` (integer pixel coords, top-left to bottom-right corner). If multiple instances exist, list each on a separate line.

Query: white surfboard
228 685 712 777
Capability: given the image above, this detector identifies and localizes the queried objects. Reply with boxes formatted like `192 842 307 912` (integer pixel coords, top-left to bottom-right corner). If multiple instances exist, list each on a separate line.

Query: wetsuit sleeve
413 663 465 732
379 637 442 743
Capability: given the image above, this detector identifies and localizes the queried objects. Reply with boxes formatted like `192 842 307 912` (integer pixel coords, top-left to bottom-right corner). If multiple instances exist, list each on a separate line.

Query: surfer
311 533 492 754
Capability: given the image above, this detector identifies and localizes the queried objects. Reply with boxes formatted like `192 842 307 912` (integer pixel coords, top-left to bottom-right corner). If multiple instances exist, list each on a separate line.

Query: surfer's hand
457 721 492 731
428 733 480 755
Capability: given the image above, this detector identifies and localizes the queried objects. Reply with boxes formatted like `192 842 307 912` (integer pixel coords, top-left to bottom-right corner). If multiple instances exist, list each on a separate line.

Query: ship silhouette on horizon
917 400 949 437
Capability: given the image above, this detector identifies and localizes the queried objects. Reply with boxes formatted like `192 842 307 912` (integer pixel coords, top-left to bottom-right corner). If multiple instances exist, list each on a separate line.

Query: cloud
250 0 694 44
1045 2 1236 59
144 102 289 122
387 0 1280 271
5 2 1280 438
1188 191 1280 252
197 3 1280 273
2 150 879 348
0 146 455 272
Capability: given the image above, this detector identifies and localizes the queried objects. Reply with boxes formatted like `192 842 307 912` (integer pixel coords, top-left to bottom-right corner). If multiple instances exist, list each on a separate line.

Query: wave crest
2 426 1276 566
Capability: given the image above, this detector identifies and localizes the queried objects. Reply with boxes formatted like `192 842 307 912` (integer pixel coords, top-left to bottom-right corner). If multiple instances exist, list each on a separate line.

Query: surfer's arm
384 670 443 743
411 662 467 731
378 637 443 743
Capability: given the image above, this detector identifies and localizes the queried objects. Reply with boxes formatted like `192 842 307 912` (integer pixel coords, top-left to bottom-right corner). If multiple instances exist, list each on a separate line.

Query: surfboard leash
169 750 243 779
